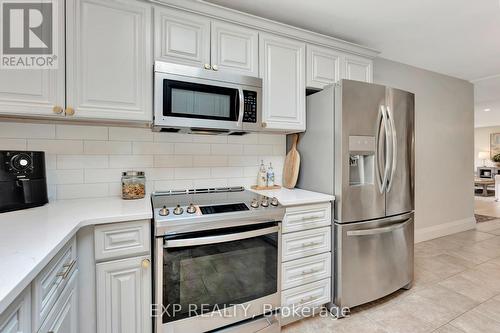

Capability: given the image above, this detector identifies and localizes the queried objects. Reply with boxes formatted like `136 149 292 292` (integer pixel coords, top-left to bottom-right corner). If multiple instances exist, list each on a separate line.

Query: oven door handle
164 225 279 248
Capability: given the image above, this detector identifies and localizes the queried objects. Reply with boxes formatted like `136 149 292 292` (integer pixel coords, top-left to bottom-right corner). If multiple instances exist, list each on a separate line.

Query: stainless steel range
152 187 284 333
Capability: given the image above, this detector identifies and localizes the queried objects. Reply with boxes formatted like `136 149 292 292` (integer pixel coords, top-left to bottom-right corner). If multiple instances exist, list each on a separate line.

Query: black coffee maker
0 151 48 213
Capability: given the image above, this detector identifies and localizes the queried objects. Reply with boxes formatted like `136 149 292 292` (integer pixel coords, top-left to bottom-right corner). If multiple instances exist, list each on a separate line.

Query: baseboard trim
415 217 476 243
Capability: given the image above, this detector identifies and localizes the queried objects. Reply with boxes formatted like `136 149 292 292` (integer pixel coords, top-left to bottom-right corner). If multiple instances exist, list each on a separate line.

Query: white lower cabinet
39 271 79 333
0 289 31 333
96 255 151 333
280 202 332 326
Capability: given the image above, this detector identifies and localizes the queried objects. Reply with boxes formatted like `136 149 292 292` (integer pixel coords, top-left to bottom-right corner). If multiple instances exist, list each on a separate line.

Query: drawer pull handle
298 295 317 305
301 269 319 276
301 215 322 221
56 259 76 279
301 241 321 248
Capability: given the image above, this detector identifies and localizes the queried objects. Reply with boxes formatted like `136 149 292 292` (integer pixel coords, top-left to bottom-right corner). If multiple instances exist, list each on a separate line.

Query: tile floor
282 218 500 333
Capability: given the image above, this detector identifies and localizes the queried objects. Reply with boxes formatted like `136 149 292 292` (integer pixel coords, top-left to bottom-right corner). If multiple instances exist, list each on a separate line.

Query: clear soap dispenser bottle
267 162 275 187
257 160 267 187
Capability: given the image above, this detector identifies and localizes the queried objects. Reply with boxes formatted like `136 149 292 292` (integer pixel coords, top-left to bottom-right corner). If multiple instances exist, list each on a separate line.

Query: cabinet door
0 0 65 118
306 44 342 89
154 7 210 68
96 256 151 333
0 289 31 333
66 0 152 121
211 21 258 76
344 55 373 83
259 33 305 132
39 272 78 333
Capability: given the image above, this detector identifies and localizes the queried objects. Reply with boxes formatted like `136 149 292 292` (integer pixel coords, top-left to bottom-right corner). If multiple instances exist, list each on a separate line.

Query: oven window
164 80 239 121
162 232 278 323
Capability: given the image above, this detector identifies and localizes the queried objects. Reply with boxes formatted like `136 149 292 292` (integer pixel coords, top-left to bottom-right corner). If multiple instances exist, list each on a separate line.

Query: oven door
154 72 246 133
154 223 281 333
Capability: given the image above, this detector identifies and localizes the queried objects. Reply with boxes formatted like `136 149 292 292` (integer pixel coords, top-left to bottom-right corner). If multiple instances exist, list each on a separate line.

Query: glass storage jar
121 171 146 200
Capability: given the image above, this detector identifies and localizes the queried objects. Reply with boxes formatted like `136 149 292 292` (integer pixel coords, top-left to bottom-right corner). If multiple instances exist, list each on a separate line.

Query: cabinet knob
262 122 267 128
141 258 150 269
211 64 218 71
204 63 211 70
52 105 63 114
65 107 75 116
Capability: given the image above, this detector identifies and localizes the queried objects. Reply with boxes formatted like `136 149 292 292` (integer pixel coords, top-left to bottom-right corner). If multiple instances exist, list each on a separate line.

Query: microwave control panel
242 90 257 123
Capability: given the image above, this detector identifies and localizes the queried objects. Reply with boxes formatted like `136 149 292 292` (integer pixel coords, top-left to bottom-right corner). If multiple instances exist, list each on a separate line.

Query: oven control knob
250 199 259 208
261 198 269 207
271 197 279 206
187 203 196 214
173 205 184 215
159 206 169 216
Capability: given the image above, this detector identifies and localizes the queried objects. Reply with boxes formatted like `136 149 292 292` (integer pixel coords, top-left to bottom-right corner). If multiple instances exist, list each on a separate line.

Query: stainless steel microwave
154 62 262 134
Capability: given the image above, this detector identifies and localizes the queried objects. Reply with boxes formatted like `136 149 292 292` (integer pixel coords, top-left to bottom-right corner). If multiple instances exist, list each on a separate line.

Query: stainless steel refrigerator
296 79 415 312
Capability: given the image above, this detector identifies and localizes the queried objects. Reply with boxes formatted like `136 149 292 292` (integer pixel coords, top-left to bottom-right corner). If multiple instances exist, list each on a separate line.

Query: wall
475 126 500 169
373 58 475 242
0 122 285 200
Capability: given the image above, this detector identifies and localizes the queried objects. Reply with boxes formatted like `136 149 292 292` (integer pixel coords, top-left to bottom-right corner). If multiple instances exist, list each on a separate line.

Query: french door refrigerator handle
376 105 390 194
386 106 397 192
346 218 411 236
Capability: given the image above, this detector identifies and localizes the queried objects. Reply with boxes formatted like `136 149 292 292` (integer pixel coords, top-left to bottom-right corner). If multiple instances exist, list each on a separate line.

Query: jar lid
122 171 145 177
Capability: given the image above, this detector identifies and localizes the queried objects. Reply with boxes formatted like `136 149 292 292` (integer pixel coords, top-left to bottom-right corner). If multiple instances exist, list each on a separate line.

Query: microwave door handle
237 88 244 128
164 225 279 248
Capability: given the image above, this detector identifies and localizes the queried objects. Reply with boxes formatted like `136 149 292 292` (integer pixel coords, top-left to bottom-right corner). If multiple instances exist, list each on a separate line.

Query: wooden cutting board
283 134 300 189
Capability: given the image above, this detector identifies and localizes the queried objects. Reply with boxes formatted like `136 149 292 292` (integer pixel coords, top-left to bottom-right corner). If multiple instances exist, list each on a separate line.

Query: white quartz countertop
249 187 334 206
0 197 152 314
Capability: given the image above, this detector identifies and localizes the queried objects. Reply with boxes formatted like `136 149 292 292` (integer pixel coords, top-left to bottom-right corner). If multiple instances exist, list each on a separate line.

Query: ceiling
204 0 500 126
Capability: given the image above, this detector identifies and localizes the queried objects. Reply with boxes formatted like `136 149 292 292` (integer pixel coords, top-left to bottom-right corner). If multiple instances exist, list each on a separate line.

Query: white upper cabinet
0 0 65 118
260 33 306 132
211 21 258 76
344 54 373 83
154 7 211 68
306 44 342 90
66 0 152 121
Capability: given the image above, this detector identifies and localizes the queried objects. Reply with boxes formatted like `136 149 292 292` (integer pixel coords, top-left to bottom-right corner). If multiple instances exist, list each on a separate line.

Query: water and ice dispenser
348 136 375 186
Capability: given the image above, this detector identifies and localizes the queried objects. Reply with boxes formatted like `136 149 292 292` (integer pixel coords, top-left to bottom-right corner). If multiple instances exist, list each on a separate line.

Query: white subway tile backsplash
193 155 228 167
0 138 27 150
56 125 108 140
84 141 132 155
109 155 154 168
0 123 55 139
57 183 109 199
154 180 194 191
211 167 244 178
193 178 228 188
210 144 243 155
174 167 211 180
84 169 122 183
47 169 84 184
57 155 108 169
243 144 273 155
109 127 153 142
174 143 211 155
258 134 286 145
28 139 83 154
227 156 259 167
154 155 193 168
132 142 174 155
143 168 174 181
2 122 285 200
